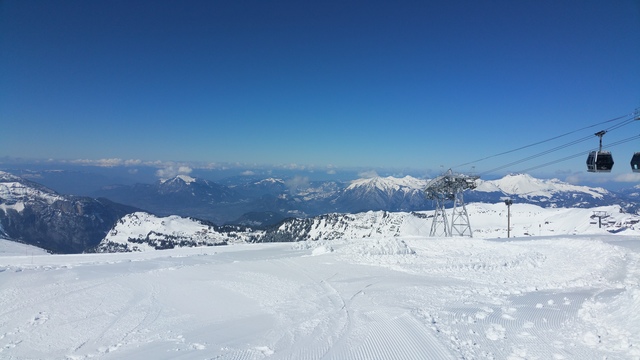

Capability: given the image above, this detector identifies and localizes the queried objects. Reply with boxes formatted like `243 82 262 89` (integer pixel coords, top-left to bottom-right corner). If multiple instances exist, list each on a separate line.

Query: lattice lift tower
424 169 479 237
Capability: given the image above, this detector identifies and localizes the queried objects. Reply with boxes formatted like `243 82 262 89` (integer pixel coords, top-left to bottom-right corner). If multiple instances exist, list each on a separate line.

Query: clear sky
1 0 639 183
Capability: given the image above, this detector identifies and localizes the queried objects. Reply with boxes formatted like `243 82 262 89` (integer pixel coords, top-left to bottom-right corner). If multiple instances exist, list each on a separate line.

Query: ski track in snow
0 236 639 359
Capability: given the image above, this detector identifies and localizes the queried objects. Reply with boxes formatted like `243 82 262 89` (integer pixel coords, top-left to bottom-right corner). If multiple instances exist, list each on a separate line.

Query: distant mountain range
94 173 632 226
96 175 244 224
2 170 639 253
469 174 622 209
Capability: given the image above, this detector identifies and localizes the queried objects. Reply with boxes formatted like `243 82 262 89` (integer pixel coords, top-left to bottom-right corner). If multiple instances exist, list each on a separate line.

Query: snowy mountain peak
347 175 427 192
176 174 196 184
255 178 285 185
161 174 196 185
476 173 608 199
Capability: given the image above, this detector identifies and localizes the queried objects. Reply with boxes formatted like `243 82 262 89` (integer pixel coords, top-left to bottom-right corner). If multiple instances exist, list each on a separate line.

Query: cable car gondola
587 130 614 173
631 152 640 172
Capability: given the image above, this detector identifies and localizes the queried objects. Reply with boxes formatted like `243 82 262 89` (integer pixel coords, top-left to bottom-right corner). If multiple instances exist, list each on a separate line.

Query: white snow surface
4 202 640 359
0 239 50 256
0 226 640 360
2 233 639 359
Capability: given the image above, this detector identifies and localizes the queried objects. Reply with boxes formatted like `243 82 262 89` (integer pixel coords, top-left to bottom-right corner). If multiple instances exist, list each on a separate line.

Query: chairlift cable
517 134 640 173
475 111 638 176
478 134 595 176
452 112 635 169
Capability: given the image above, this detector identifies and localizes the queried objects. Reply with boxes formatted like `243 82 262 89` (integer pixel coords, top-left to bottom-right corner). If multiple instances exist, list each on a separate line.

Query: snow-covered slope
0 171 64 209
97 212 261 252
262 203 640 242
261 211 431 242
0 238 50 256
2 234 639 359
469 203 639 237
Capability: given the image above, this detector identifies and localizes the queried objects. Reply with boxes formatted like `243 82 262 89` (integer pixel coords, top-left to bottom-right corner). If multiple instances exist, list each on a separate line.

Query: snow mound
311 245 334 256
291 240 335 255
339 238 416 256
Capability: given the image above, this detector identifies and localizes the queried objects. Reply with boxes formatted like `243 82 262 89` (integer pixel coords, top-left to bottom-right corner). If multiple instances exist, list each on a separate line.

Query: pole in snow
504 199 513 238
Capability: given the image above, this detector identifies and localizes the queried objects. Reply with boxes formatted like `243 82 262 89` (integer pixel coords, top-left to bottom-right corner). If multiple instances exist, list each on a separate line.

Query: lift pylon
424 169 479 237
429 196 450 237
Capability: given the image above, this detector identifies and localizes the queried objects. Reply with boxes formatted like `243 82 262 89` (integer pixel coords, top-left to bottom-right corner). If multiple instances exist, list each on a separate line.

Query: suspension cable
453 111 636 170
478 134 595 176
517 134 640 173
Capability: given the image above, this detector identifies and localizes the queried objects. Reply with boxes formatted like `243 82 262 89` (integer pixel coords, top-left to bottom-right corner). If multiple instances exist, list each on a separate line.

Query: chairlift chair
586 130 614 173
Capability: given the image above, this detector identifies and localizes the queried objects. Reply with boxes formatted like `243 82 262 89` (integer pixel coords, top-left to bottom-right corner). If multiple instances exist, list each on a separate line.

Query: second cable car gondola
587 130 614 173
631 112 640 172
631 152 640 172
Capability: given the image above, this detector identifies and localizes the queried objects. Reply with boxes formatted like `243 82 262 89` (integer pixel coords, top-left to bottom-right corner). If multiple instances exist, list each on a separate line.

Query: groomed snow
1 234 639 359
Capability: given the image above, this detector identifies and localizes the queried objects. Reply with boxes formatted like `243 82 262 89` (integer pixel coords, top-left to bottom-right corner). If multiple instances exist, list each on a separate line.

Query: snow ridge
98 212 260 252
347 175 427 194
0 171 64 208
476 173 608 199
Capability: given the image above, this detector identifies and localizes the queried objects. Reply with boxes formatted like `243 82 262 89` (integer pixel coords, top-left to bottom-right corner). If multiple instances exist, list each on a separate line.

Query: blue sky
1 0 639 183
